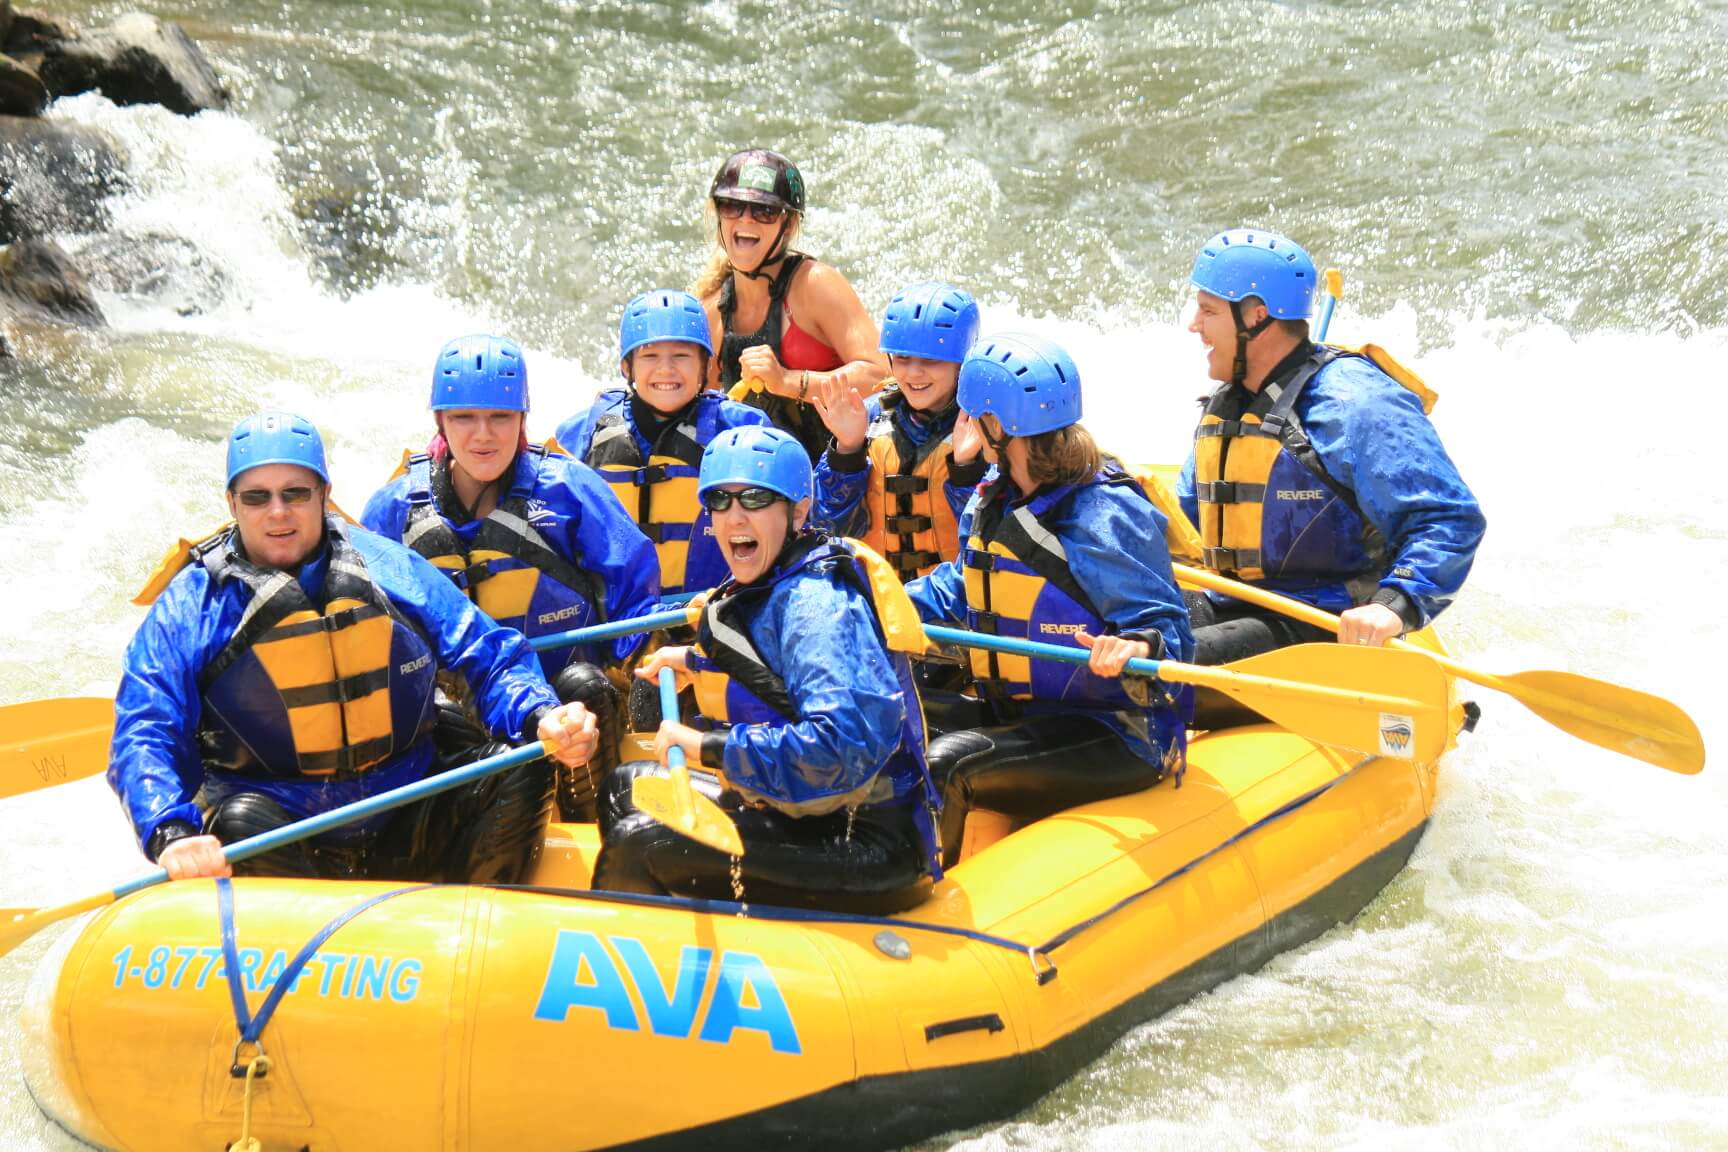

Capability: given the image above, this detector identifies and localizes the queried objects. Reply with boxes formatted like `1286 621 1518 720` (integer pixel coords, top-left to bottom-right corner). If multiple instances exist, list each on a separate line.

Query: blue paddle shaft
923 624 1164 679
529 605 692 652
1316 289 1338 342
113 740 551 900
659 666 686 771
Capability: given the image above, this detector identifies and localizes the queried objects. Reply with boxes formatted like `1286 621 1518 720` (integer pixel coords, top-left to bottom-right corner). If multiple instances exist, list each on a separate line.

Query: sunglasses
715 199 788 225
236 485 318 508
700 486 783 513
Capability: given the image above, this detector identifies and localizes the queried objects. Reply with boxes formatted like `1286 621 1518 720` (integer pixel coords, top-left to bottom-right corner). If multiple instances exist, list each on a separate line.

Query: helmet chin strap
1228 300 1276 388
733 215 794 281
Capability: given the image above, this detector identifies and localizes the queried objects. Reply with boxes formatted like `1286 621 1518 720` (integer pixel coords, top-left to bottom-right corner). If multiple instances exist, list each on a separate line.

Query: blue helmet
957 333 1083 436
225 411 328 487
620 289 713 359
1189 229 1317 320
698 426 812 504
879 282 981 363
430 335 529 412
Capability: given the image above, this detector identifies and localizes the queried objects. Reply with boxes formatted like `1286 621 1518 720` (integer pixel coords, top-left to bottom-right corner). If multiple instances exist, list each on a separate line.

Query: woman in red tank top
694 148 888 460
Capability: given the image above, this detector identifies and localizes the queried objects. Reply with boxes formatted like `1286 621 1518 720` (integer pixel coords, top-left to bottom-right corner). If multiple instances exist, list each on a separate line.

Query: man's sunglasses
715 199 787 225
236 485 318 508
700 486 783 513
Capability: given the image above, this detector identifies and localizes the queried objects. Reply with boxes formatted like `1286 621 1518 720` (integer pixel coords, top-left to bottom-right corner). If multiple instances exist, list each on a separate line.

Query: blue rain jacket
906 474 1194 766
1177 351 1485 626
692 541 915 810
362 446 660 668
811 395 976 540
110 520 560 857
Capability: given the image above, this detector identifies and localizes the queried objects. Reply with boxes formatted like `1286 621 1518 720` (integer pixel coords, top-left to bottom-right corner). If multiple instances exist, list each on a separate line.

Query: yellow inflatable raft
20 637 1465 1152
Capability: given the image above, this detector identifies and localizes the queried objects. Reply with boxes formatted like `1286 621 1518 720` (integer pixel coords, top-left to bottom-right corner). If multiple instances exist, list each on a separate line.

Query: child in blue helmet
905 335 1195 868
554 289 770 601
592 426 943 914
363 336 661 821
110 412 601 884
809 281 990 582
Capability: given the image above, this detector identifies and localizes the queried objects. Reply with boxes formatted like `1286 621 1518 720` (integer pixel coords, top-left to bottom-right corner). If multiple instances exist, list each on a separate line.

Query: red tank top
780 303 844 371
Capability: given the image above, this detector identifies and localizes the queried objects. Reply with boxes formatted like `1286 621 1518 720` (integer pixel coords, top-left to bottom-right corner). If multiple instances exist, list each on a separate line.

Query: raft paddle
528 603 701 652
923 625 1452 763
1 697 115 801
629 667 744 856
1172 563 1705 774
0 739 554 961
1316 267 1344 341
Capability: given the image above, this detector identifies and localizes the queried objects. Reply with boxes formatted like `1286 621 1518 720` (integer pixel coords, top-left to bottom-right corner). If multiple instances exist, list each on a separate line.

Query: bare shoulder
791 257 865 312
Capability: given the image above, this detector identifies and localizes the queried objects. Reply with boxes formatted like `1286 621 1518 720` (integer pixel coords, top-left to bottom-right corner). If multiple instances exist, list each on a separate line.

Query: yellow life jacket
961 473 1148 713
396 448 605 671
859 393 965 581
1193 343 1434 591
193 518 438 780
581 392 722 597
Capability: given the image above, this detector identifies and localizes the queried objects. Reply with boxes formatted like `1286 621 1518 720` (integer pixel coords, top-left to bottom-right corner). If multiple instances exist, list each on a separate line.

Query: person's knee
444 754 555 884
205 792 296 842
205 793 318 878
554 662 620 717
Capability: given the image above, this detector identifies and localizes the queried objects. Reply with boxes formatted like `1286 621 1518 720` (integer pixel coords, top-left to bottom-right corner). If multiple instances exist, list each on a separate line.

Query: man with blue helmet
554 290 770 600
1178 229 1485 670
364 335 660 821
905 335 1193 868
592 425 942 914
110 412 601 884
809 281 990 582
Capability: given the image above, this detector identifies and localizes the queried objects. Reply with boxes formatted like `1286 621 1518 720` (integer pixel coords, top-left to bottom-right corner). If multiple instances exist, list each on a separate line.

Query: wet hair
983 414 1103 488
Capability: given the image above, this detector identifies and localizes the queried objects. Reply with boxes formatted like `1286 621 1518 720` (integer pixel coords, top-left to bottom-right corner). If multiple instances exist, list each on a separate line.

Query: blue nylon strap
218 879 434 1044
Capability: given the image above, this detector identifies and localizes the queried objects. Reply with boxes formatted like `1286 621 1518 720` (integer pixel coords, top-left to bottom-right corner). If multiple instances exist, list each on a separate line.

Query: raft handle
1028 947 1058 985
924 1013 1006 1042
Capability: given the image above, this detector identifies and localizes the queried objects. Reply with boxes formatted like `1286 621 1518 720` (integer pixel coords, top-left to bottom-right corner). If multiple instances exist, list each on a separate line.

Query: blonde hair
691 200 805 301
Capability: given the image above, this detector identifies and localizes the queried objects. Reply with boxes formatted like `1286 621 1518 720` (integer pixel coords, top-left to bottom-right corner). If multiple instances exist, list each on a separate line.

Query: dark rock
0 52 47 117
294 186 404 297
0 238 106 328
0 1 13 47
40 13 226 116
0 115 124 242
2 10 70 59
78 231 229 316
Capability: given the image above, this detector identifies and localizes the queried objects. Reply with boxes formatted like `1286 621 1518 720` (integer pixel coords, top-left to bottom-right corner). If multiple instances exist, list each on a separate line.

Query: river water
2 1 1723 1147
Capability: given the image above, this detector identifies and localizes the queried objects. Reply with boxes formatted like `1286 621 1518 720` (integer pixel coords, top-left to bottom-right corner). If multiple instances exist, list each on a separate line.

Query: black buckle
884 514 932 535
883 474 929 496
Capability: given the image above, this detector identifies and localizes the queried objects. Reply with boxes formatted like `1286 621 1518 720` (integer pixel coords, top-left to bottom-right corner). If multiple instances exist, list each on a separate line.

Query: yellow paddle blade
1200 643 1453 762
632 771 745 857
0 890 117 960
0 697 115 801
1495 669 1704 775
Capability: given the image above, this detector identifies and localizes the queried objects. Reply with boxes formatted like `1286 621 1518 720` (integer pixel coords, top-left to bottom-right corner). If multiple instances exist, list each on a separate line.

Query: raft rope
492 752 1377 988
216 878 432 1077
229 1052 271 1152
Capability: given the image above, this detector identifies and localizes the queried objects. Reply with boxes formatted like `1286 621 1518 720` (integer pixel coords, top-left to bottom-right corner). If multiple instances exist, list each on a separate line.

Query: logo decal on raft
532 929 802 1055
1378 713 1415 758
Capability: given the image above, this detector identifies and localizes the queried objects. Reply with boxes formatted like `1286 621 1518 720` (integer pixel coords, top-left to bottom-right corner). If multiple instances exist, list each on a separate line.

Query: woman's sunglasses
236 485 318 508
715 199 787 225
700 486 783 513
